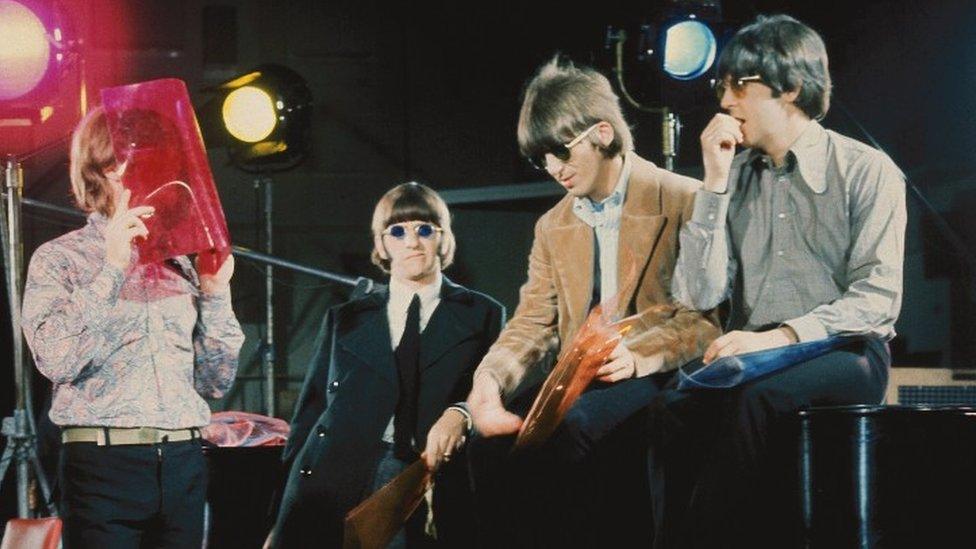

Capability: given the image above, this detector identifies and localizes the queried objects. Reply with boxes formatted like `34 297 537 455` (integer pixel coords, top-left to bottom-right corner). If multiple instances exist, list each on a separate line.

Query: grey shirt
672 120 906 342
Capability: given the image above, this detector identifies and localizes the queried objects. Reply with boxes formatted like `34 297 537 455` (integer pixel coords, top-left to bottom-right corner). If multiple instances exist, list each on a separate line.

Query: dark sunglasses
527 123 601 171
709 75 764 101
382 222 443 240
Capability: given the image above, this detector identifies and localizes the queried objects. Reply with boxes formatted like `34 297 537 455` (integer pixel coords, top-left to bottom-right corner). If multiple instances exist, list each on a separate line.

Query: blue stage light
662 18 717 80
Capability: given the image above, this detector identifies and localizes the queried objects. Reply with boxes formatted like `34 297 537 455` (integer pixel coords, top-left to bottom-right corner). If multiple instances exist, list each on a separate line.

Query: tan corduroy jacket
474 152 721 395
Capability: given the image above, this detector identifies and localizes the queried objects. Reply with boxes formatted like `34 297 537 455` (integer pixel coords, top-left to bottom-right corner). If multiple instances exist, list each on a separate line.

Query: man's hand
422 409 467 472
467 375 522 437
198 253 235 294
700 113 743 193
104 189 153 270
702 327 798 364
595 341 637 382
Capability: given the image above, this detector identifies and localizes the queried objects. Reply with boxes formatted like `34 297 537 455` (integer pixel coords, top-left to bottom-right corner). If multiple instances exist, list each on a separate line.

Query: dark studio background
2 0 976 519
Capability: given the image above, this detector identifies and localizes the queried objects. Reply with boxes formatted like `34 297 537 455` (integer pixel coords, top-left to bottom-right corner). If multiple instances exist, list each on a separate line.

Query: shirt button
328 381 339 393
776 250 784 257
777 213 786 219
707 214 716 221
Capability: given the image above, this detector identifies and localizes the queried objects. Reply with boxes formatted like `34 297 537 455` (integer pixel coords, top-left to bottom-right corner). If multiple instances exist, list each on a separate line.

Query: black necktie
590 231 602 310
393 294 421 460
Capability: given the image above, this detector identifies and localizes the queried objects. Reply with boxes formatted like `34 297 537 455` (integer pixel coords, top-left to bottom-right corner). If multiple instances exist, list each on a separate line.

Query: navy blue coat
273 278 504 547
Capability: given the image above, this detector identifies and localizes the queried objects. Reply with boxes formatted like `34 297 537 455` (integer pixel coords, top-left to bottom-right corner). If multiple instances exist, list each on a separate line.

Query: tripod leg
29 452 56 516
0 440 14 486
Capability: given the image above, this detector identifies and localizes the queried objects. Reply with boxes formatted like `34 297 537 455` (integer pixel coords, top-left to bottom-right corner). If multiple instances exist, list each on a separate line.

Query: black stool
798 405 976 548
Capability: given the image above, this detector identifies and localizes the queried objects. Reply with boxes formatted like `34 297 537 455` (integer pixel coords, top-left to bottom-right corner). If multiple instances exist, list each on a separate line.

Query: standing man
663 14 906 548
466 56 719 546
270 183 505 548
22 106 244 548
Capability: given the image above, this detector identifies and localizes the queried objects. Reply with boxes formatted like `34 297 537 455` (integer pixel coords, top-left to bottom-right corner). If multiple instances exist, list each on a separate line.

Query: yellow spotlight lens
221 86 276 143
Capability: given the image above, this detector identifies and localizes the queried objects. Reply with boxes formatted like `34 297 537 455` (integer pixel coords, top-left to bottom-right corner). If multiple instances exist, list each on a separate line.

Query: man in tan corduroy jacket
464 56 720 545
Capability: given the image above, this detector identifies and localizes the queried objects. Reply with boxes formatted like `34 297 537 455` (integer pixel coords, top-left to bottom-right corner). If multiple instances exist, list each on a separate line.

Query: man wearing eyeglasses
268 182 505 548
465 56 719 545
659 14 906 547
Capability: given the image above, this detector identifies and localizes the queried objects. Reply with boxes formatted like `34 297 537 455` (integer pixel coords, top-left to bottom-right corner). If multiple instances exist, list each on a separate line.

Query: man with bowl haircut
662 14 906 547
465 56 720 545
271 182 505 548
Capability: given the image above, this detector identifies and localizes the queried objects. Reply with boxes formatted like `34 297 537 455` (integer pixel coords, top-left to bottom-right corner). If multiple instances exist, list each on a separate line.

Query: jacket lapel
336 290 397 385
549 219 594 327
615 156 667 317
419 278 477 370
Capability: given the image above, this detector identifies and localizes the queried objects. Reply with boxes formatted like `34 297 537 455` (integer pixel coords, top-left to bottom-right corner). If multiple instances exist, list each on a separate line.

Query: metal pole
4 157 29 517
661 109 681 172
262 177 275 417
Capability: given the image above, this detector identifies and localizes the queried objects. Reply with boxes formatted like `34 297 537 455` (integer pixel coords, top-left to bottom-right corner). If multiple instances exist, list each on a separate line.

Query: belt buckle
137 427 157 444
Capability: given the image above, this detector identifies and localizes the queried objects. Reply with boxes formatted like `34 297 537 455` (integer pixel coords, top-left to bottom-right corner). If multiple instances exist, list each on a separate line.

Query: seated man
466 56 719 547
270 183 505 548
658 14 906 549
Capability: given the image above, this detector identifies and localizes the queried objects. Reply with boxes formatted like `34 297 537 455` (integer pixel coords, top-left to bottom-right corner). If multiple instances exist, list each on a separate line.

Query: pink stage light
0 1 52 100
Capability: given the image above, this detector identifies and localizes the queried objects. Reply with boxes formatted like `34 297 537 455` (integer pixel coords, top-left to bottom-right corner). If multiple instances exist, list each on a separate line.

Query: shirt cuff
691 189 731 228
446 403 474 436
783 314 829 343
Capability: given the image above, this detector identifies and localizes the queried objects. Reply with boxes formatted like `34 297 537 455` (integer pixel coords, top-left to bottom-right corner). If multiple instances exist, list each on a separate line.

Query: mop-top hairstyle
517 55 633 162
370 182 456 273
69 106 117 216
717 14 832 120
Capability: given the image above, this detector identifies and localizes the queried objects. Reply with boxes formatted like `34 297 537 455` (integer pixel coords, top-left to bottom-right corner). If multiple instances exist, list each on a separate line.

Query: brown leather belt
61 426 201 446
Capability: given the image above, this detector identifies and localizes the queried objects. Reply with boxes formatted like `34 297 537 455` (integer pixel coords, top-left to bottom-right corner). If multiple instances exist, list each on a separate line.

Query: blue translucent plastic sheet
678 336 858 390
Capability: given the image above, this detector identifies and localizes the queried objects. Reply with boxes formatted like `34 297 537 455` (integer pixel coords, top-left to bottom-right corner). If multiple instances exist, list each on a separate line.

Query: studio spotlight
0 0 83 157
0 1 51 100
605 1 724 169
635 1 722 82
661 17 717 81
204 64 312 170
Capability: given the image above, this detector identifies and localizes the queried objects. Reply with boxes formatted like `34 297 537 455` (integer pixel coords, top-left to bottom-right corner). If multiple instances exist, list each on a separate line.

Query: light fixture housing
205 64 312 170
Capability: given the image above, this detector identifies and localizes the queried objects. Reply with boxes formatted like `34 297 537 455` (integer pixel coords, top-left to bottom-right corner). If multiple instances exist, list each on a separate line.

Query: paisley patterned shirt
22 213 245 428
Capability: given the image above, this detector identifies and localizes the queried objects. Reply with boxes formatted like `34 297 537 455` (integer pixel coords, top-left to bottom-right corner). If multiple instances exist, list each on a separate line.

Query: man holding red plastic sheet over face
22 80 244 549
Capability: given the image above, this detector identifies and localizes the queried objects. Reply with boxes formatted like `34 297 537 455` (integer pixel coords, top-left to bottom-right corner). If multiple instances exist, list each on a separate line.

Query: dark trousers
369 444 434 549
468 373 671 548
59 439 207 549
647 337 890 549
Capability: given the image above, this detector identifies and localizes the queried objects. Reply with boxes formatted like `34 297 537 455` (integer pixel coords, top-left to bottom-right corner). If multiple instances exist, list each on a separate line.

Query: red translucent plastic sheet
101 79 231 274
343 459 431 549
513 305 638 451
201 411 290 447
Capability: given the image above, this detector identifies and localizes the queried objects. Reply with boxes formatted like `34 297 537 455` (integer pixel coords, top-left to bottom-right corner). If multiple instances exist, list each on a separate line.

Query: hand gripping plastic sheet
101 79 231 274
677 335 859 390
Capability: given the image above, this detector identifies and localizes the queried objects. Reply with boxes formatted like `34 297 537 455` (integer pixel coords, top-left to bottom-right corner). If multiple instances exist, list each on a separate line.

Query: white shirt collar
388 272 442 313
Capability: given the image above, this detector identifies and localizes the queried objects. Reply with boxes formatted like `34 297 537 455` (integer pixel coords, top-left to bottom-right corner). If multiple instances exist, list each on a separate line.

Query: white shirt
386 273 442 347
382 273 442 443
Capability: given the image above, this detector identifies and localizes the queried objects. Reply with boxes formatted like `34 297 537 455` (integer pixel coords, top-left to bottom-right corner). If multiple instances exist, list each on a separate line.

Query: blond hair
370 182 456 273
69 106 117 216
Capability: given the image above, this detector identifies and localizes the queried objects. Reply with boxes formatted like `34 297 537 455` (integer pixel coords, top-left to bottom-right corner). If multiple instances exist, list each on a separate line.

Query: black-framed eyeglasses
527 123 601 171
710 75 764 101
382 222 443 240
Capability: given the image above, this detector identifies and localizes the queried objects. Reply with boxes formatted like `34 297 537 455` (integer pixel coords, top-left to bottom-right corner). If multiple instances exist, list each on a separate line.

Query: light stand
258 175 275 417
0 157 55 517
607 29 682 170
